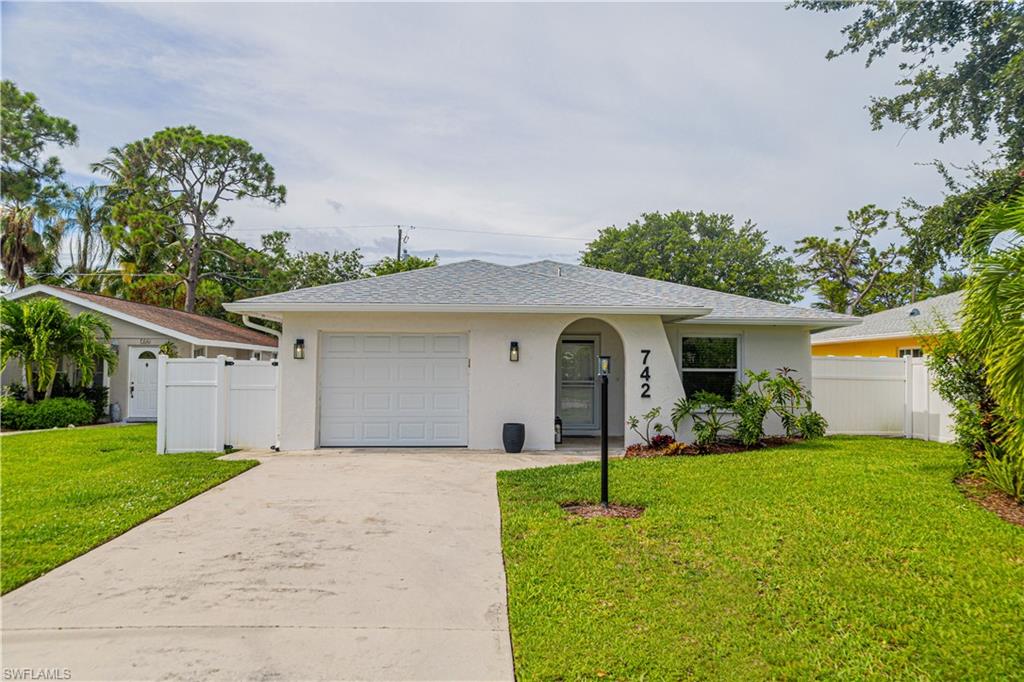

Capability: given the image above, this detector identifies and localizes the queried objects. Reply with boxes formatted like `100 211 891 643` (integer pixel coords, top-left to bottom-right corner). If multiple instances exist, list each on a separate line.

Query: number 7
641 349 651 364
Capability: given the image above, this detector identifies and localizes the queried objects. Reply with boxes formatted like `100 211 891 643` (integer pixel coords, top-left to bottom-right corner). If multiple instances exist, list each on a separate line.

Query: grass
0 424 257 594
498 436 1024 680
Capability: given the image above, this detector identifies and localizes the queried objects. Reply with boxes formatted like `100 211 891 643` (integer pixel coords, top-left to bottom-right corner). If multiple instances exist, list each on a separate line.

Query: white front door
558 337 599 435
128 347 159 421
319 333 469 447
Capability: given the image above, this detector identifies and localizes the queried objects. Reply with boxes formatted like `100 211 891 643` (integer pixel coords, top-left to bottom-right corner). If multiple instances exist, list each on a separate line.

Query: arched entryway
554 317 625 450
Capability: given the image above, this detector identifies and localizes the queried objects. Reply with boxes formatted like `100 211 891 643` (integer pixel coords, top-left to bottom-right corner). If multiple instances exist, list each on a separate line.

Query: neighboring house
811 291 963 358
224 260 856 450
2 285 278 422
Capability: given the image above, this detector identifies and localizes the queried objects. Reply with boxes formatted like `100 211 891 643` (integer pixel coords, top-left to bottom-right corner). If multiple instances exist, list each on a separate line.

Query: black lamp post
598 355 610 507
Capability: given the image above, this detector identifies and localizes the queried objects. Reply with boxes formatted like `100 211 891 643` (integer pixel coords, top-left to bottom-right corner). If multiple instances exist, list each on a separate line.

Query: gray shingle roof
812 290 963 343
516 261 856 325
228 259 858 328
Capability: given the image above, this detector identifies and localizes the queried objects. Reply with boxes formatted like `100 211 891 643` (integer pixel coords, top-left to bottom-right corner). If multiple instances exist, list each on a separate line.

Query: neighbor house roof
812 290 963 345
5 285 278 350
226 259 857 330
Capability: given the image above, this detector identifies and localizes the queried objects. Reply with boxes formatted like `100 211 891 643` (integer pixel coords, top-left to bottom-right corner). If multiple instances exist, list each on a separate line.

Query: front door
128 347 159 421
558 337 599 435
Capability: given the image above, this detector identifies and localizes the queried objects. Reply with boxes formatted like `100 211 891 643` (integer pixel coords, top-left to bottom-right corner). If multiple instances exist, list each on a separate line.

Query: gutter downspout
242 314 283 451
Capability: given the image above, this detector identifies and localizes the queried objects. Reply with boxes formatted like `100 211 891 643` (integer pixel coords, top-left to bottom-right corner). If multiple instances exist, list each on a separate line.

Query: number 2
640 383 651 398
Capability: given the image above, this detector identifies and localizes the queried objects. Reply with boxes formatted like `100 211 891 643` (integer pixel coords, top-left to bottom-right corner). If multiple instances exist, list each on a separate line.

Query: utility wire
229 223 591 241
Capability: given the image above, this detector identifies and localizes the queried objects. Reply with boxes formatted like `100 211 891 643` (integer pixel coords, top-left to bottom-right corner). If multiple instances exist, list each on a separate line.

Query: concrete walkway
1 449 592 681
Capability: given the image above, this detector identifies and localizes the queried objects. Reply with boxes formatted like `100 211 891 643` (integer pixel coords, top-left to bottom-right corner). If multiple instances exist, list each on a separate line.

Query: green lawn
0 424 257 594
498 437 1024 680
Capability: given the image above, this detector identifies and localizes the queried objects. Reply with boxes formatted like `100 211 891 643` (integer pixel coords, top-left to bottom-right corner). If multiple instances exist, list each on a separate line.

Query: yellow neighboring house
811 290 963 358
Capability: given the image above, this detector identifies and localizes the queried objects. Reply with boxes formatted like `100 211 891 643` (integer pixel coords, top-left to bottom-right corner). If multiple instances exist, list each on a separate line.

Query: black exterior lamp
293 338 305 360
509 341 520 362
598 355 611 507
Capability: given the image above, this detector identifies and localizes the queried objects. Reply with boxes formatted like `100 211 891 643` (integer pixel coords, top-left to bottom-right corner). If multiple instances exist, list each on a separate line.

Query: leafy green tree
256 231 365 290
795 205 905 315
794 1 1024 162
370 254 438 276
900 159 1024 287
94 126 286 312
0 297 117 402
581 211 802 303
0 80 78 214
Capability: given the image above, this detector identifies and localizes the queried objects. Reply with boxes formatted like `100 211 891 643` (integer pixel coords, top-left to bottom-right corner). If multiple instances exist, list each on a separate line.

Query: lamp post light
598 355 611 507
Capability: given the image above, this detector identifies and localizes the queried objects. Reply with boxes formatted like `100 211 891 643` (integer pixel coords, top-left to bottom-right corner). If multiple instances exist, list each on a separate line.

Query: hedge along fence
156 355 279 454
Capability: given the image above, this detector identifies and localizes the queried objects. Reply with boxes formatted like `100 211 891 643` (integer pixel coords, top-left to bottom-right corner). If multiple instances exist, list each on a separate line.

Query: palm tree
962 190 1024 491
1 205 44 288
61 183 114 290
0 297 118 402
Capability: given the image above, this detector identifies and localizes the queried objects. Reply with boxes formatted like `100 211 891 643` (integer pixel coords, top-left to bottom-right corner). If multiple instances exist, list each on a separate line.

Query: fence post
215 356 229 451
156 354 168 454
903 355 913 439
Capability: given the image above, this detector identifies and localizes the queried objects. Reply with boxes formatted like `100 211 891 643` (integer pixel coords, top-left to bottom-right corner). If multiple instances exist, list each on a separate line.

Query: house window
680 336 739 400
898 347 924 358
193 346 208 358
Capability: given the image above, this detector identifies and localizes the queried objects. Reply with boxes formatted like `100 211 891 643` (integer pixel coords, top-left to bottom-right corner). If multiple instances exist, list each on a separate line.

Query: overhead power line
229 223 591 242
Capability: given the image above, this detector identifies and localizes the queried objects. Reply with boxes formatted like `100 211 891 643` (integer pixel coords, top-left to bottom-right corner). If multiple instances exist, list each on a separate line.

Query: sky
1 1 992 268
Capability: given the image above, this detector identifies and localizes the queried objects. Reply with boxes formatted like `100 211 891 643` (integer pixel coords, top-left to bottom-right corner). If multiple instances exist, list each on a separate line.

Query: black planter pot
502 423 526 453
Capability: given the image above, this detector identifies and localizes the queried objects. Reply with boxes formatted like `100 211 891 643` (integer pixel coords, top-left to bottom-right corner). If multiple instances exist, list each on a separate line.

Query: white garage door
319 333 469 447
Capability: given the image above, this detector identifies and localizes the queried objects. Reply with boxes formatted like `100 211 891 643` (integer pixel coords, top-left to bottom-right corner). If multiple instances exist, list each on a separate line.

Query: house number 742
640 349 651 398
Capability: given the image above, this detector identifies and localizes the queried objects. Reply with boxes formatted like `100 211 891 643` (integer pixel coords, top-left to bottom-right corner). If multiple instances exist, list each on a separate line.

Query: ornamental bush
0 397 95 430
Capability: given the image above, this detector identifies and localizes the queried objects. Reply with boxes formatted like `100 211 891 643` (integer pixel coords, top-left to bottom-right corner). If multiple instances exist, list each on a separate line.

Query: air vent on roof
909 308 921 317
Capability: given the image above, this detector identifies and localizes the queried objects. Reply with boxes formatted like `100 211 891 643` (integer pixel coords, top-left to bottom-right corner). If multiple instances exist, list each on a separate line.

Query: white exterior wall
277 311 687 451
665 323 813 442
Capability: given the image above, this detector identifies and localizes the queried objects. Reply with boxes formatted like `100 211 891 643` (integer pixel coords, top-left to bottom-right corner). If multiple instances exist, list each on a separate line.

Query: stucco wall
665 323 813 441
276 312 687 451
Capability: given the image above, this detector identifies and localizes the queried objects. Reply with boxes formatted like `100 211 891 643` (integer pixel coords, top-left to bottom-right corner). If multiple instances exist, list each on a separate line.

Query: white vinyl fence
811 356 954 442
156 355 279 454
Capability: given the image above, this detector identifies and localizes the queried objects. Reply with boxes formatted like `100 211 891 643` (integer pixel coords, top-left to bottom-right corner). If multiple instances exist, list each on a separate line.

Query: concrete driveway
1 449 591 681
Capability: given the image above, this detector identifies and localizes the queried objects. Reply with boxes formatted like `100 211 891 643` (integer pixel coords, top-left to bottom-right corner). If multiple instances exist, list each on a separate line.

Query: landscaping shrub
627 407 673 447
0 397 95 430
4 376 108 423
795 411 828 440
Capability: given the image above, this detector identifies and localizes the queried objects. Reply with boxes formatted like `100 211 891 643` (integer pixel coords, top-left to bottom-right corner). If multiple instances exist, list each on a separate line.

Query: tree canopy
0 80 78 213
94 126 286 312
794 1 1024 163
581 211 802 304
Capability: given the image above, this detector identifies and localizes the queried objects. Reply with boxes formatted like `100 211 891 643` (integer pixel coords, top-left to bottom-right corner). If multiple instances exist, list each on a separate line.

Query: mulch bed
624 436 801 458
561 502 645 519
957 475 1024 528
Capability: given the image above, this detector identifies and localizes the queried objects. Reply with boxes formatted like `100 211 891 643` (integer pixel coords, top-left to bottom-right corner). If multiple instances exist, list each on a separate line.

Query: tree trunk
24 362 35 403
184 229 204 313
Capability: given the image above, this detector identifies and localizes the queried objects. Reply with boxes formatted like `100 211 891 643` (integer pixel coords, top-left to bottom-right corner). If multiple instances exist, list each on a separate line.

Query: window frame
678 333 742 400
897 347 924 358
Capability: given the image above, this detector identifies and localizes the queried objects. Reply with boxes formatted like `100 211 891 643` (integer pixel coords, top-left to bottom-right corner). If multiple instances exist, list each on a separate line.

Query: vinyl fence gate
811 355 954 443
156 355 280 454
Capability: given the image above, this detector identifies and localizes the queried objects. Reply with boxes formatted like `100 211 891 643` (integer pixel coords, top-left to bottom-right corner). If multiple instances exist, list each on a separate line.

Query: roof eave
5 284 278 351
811 326 960 345
671 316 861 329
223 302 713 317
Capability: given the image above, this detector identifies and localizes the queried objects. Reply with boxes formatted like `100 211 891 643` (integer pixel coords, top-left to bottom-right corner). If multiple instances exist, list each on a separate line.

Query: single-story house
224 260 857 450
2 285 278 422
811 291 963 358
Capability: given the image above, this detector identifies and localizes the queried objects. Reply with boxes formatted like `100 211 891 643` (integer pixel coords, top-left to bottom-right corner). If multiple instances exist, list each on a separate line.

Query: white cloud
1 1 992 266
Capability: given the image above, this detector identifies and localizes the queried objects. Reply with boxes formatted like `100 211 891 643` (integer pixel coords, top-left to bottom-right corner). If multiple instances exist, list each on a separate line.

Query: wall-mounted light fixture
509 341 520 362
598 355 611 376
293 338 305 360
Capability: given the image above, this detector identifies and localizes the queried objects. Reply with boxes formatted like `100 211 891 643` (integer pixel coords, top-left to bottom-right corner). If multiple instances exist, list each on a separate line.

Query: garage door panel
319 333 469 447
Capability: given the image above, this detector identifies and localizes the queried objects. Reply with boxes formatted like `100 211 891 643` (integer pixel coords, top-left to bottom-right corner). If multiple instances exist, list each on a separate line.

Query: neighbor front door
558 337 599 435
128 347 159 421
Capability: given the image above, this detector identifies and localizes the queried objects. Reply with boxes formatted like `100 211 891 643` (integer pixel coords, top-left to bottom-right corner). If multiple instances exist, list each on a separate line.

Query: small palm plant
1 297 118 401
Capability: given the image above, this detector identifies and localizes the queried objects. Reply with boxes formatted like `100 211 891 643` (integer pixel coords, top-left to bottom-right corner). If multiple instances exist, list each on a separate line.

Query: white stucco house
224 260 857 451
2 285 279 422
